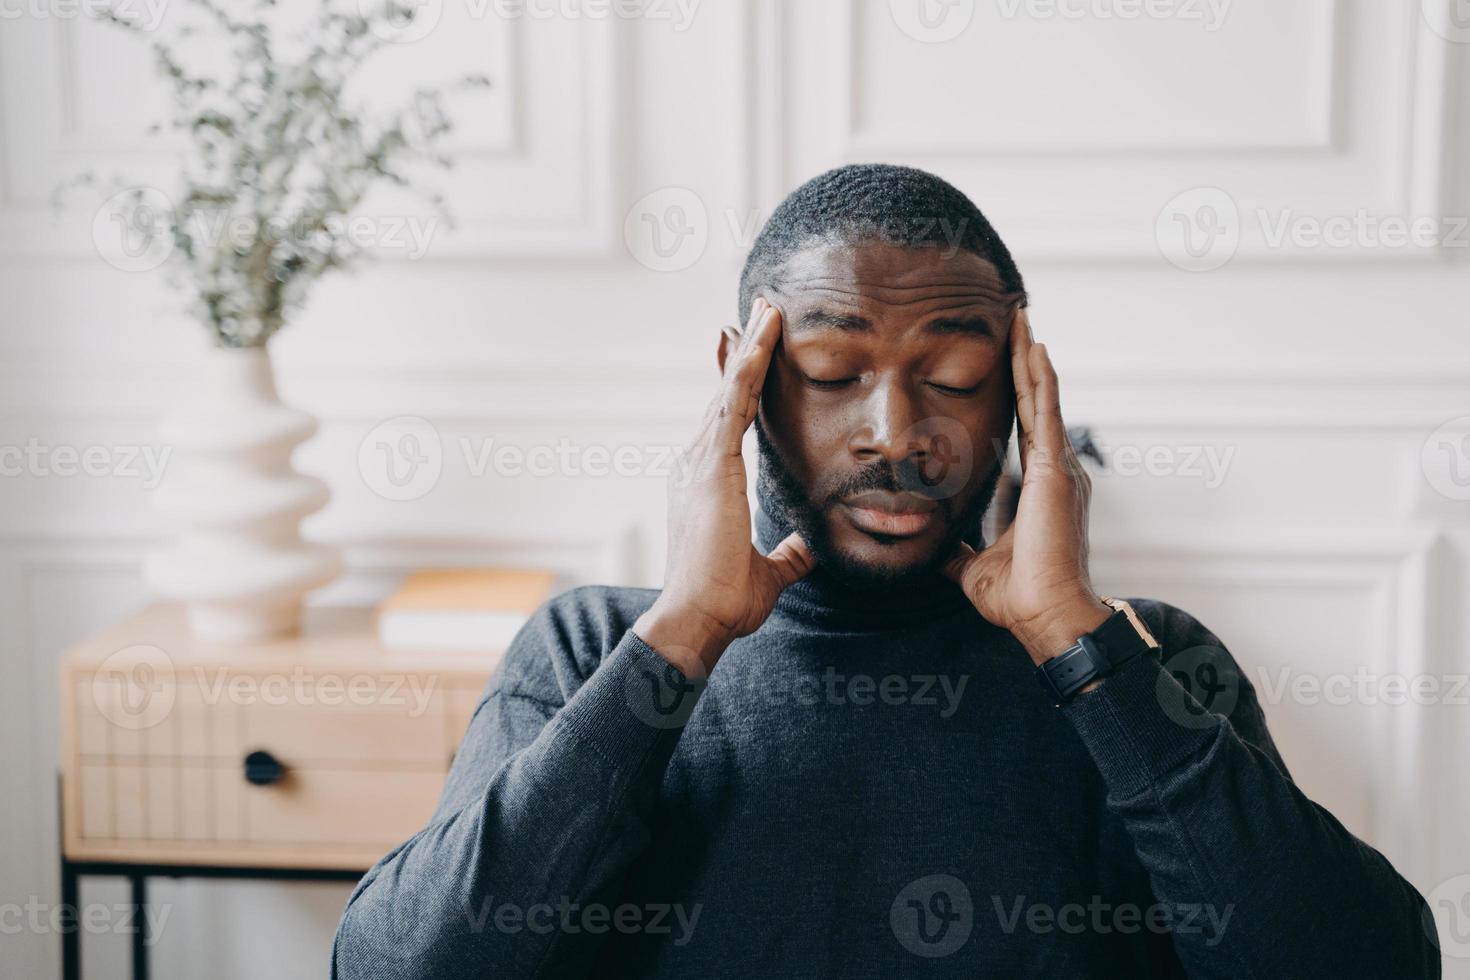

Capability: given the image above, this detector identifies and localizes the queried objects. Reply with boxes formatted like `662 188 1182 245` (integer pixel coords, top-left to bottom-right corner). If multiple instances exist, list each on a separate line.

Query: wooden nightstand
57 604 500 979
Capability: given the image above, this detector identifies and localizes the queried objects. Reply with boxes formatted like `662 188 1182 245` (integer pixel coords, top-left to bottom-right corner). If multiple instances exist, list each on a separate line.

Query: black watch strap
1035 609 1152 706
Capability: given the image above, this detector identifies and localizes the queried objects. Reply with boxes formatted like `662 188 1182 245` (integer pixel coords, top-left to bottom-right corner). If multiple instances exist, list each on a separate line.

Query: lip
841 491 939 538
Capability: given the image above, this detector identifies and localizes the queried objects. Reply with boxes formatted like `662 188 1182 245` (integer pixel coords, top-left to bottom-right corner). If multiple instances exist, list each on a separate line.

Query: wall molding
1091 527 1449 887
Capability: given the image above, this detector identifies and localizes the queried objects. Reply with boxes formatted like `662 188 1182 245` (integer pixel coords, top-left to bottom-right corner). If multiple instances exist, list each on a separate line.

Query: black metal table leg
61 855 80 980
130 873 149 980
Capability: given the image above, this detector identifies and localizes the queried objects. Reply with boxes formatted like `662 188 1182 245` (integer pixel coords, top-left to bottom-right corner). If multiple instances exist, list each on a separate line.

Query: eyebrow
792 308 996 338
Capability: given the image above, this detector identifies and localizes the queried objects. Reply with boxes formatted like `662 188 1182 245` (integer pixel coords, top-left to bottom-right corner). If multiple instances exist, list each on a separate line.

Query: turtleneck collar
754 485 978 631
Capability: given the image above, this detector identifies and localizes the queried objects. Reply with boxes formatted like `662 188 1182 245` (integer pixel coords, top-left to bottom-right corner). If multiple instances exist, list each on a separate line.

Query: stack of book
375 568 559 654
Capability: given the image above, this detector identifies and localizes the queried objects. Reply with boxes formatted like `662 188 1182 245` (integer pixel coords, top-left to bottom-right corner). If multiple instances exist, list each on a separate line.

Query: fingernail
722 325 742 345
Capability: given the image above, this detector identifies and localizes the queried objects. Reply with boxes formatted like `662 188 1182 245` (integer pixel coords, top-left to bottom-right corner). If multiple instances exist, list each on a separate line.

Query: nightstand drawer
81 670 454 766
61 605 497 870
77 759 449 844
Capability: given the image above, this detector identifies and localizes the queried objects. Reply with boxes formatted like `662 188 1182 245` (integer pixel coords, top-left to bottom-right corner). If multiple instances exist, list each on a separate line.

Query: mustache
821 458 954 510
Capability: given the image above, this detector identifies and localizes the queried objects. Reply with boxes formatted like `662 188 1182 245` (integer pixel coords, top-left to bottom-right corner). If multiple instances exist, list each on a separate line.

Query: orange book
376 568 559 653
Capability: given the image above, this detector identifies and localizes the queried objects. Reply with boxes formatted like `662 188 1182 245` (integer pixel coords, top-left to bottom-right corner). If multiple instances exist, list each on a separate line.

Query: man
333 165 1439 977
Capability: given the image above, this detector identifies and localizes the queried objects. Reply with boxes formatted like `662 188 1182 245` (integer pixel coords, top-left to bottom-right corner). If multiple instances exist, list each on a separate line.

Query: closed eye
927 381 982 397
803 375 858 391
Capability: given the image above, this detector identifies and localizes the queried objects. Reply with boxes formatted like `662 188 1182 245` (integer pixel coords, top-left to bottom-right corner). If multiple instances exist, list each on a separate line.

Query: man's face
738 241 1022 588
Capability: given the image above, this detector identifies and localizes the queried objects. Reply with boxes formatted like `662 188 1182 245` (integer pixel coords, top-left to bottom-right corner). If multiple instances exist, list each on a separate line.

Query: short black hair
738 163 1027 324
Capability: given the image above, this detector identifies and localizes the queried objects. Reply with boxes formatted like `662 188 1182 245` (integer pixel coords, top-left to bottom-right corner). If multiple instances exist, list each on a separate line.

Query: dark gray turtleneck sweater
332 501 1440 978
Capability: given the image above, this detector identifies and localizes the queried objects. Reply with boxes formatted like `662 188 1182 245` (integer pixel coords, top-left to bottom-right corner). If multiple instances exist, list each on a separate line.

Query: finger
697 297 771 433
715 303 782 454
941 541 978 584
763 532 815 589
1030 342 1067 461
1010 308 1037 470
735 297 768 351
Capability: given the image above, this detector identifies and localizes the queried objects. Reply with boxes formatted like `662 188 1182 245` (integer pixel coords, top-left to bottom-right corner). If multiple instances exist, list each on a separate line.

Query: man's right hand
633 297 815 677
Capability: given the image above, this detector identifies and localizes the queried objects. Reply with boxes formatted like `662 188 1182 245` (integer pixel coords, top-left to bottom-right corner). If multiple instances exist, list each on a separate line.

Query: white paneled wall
1 1 1468 976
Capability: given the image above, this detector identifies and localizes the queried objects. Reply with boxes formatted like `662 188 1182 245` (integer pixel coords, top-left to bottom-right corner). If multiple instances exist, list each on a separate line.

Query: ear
716 327 735 376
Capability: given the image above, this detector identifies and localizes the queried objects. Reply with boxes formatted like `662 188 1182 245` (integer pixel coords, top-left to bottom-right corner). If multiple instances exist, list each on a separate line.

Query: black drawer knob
243 750 286 786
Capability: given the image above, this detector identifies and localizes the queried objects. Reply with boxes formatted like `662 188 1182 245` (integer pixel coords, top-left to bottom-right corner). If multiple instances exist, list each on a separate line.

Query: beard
754 416 1005 592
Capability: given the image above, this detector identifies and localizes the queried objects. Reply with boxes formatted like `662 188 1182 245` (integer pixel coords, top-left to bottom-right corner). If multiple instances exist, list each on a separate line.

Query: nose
847 375 927 465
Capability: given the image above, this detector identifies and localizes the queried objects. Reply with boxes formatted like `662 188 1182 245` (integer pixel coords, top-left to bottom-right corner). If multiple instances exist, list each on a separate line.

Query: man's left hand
943 308 1112 668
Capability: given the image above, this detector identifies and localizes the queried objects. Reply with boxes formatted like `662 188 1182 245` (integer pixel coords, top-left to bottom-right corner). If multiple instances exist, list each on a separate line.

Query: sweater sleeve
1061 600 1440 979
332 588 699 980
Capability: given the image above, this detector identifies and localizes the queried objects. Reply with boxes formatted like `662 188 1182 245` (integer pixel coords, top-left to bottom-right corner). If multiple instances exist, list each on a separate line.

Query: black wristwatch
1036 597 1159 706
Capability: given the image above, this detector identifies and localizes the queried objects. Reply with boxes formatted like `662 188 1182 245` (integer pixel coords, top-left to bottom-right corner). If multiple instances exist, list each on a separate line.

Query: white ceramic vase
144 345 342 642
